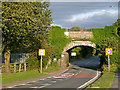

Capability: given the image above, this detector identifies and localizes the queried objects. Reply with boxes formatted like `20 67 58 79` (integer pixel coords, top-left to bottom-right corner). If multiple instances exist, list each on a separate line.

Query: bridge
64 29 93 39
61 29 96 67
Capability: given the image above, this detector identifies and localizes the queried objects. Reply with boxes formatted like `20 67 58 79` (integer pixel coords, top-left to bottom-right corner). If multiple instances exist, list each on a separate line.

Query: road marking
8 86 14 88
30 87 39 88
20 83 32 85
51 81 56 83
20 84 27 85
54 73 75 78
37 83 51 88
77 70 99 89
39 86 46 88
42 83 51 86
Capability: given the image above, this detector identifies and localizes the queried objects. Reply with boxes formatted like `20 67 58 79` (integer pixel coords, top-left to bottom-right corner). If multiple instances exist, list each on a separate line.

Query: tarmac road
4 56 100 89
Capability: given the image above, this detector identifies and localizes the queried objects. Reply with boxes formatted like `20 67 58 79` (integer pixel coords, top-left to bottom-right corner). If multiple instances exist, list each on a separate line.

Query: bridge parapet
64 29 93 39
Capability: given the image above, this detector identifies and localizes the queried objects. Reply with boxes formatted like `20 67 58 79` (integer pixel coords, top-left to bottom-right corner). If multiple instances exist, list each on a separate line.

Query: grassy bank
2 64 60 84
89 72 115 88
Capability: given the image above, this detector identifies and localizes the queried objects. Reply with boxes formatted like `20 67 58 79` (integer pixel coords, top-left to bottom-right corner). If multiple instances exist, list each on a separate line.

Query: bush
102 64 118 72
26 55 39 70
91 25 119 66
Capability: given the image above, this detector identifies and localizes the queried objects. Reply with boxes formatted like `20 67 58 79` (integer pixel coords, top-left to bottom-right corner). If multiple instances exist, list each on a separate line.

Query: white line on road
30 87 39 88
8 86 14 88
20 83 32 85
38 83 51 88
39 86 46 88
42 83 51 86
77 70 99 89
51 81 56 83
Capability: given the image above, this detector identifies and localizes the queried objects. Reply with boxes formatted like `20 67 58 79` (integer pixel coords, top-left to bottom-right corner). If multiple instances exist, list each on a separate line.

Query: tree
71 26 85 30
2 2 52 73
47 26 71 59
113 18 120 36
71 26 80 29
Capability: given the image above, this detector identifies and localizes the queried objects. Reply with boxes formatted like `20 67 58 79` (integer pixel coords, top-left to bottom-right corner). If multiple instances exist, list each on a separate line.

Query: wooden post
19 63 21 72
14 63 16 73
24 62 26 72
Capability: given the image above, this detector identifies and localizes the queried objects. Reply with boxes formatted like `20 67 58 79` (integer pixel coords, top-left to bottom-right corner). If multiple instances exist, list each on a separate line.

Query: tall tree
113 18 120 36
2 2 52 73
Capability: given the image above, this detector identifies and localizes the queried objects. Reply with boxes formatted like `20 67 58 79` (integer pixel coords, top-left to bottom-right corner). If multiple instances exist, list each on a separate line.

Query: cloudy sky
50 2 118 29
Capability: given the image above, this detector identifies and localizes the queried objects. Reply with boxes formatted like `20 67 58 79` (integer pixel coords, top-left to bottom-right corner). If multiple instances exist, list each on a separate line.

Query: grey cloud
50 2 118 28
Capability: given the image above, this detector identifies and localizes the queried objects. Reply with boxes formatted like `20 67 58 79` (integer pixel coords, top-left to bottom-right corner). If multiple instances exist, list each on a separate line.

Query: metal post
108 55 110 72
41 56 42 73
60 58 62 67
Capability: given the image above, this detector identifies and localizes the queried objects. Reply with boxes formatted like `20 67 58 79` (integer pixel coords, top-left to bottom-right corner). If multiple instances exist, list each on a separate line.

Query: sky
50 2 118 29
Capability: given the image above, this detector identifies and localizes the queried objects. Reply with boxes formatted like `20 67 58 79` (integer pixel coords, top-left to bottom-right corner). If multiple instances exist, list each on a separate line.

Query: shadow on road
69 56 100 70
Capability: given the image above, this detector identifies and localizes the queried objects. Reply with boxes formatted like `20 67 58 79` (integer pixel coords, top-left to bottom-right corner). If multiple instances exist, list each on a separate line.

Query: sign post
106 48 112 72
39 49 45 73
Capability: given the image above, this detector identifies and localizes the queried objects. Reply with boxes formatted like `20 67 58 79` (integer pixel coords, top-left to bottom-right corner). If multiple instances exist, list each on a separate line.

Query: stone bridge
64 29 93 39
60 29 96 67
63 41 96 52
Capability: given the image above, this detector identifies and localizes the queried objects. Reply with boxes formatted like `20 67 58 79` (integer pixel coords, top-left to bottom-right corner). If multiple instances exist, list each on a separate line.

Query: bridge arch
60 41 96 67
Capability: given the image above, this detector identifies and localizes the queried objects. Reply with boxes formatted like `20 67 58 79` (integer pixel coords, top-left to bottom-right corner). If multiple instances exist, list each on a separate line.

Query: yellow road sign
106 48 112 55
39 49 45 56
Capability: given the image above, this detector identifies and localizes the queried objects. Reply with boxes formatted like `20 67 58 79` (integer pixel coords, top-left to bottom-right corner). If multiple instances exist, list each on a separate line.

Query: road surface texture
3 56 100 89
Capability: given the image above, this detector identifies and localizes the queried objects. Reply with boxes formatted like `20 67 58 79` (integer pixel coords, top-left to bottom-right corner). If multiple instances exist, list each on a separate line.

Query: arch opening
60 41 100 70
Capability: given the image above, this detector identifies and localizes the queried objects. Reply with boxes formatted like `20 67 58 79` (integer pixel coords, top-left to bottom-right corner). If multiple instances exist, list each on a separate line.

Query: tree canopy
2 2 52 73
2 2 52 53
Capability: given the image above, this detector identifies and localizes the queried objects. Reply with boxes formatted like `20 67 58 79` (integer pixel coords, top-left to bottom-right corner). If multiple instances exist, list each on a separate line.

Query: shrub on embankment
91 25 119 72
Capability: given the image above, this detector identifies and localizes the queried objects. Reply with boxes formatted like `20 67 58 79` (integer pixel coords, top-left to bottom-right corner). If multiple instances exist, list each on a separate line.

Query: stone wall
68 31 93 39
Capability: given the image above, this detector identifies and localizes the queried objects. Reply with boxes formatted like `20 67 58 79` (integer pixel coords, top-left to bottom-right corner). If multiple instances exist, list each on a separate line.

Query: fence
2 62 27 73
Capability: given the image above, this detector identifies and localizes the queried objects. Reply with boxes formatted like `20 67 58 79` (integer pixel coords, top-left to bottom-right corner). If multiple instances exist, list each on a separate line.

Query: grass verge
2 64 60 84
89 72 115 88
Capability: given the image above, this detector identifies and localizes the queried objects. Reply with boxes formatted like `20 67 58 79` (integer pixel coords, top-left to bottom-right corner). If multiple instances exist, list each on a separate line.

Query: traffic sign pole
106 48 112 72
108 55 110 72
39 49 45 73
41 56 42 73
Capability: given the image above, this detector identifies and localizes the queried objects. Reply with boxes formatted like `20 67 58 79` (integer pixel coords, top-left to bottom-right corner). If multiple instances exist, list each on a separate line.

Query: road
5 56 100 89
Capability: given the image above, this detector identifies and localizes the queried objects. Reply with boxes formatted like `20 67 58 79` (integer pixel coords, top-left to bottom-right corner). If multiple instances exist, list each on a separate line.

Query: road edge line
77 70 99 89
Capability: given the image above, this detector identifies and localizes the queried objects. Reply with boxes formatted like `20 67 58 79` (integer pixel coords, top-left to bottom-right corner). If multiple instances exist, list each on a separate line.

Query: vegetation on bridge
47 26 71 59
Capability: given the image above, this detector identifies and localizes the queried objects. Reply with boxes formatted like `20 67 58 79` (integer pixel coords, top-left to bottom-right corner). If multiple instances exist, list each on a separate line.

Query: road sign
106 48 112 55
106 48 112 72
38 49 45 73
39 49 45 56
71 52 76 56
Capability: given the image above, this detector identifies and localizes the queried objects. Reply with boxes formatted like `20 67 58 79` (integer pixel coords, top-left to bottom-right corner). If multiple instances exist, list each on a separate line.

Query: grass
90 72 115 88
2 63 60 84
